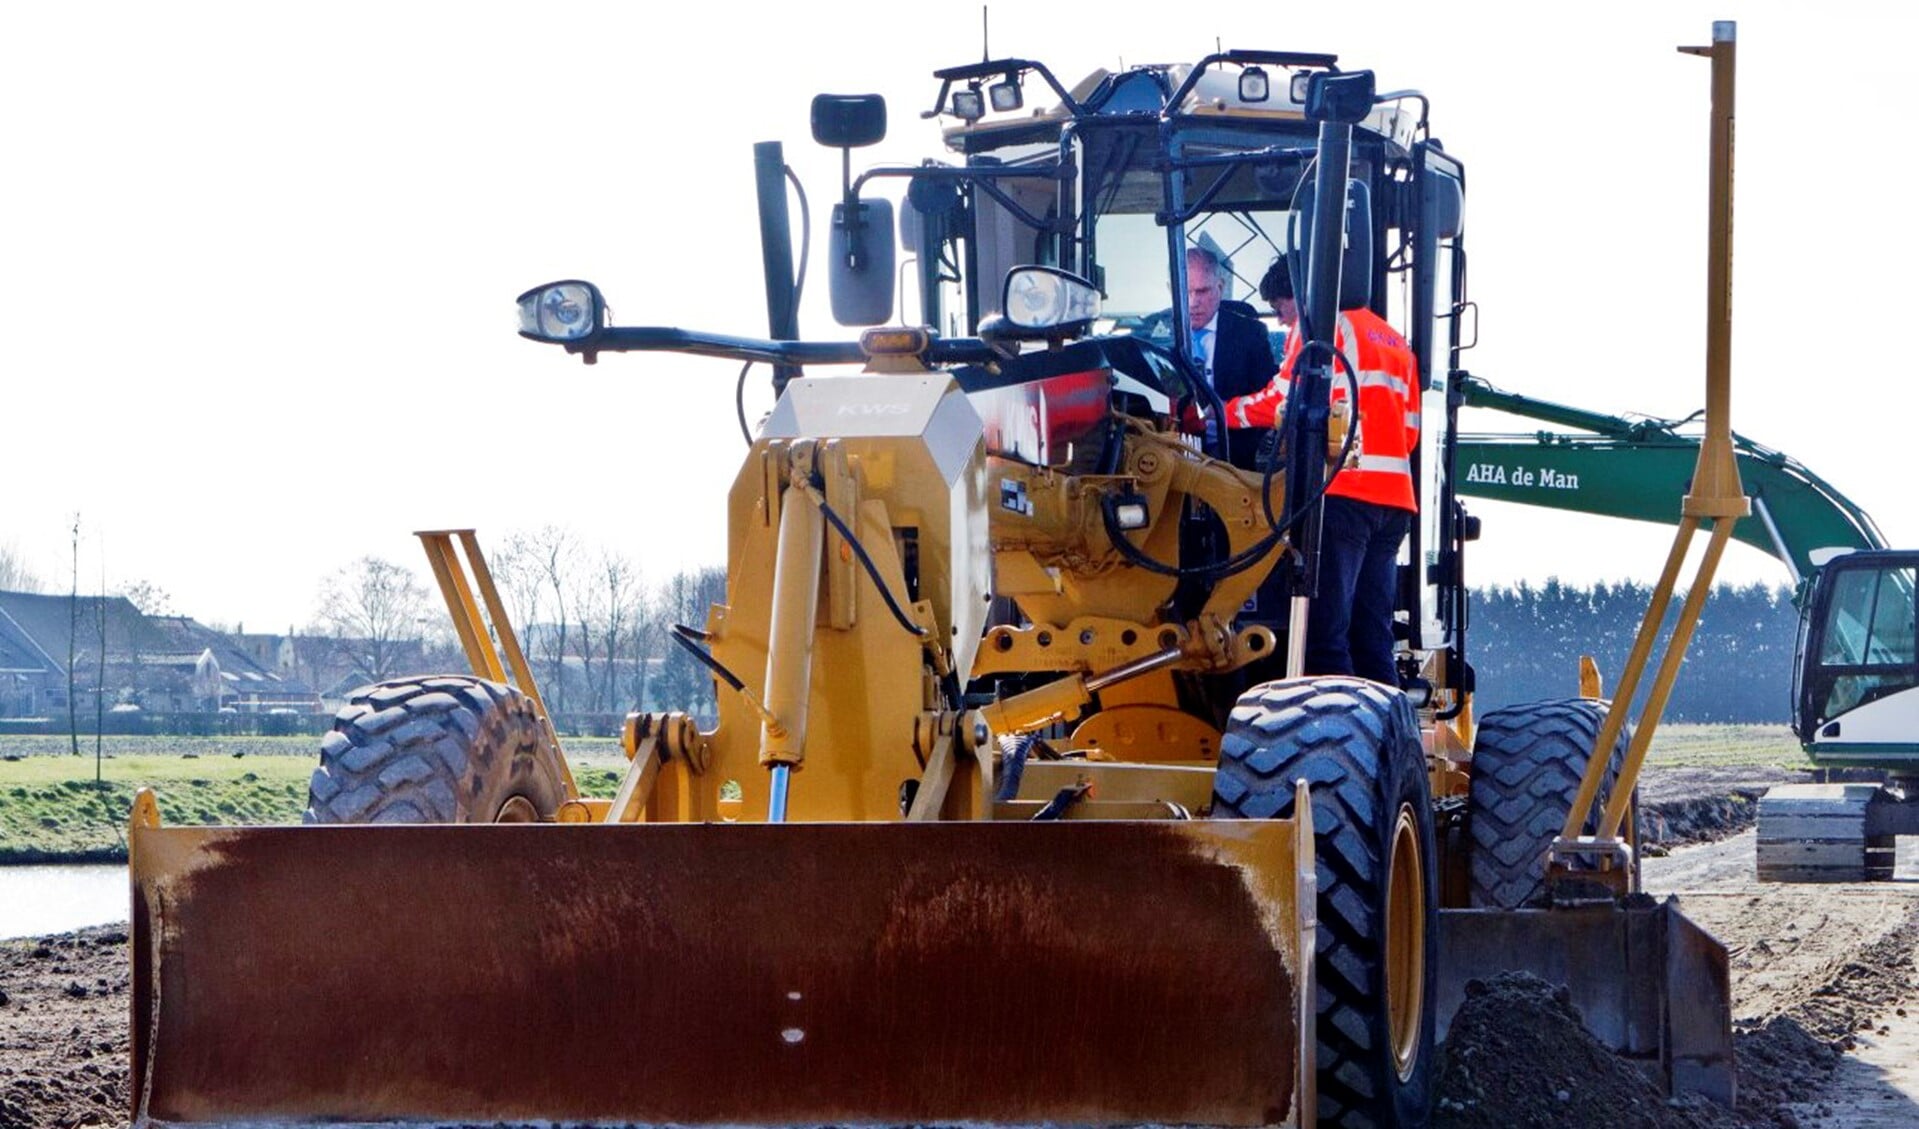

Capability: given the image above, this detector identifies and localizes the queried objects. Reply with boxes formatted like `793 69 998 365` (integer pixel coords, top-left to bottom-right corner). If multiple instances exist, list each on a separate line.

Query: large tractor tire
1213 677 1438 1129
1466 698 1633 908
304 675 568 824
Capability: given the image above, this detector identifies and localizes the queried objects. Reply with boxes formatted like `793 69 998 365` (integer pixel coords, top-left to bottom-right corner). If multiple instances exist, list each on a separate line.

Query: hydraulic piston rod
759 452 828 821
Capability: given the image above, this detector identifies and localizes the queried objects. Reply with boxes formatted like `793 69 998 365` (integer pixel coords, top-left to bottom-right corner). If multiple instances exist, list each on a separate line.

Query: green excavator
1451 374 1915 882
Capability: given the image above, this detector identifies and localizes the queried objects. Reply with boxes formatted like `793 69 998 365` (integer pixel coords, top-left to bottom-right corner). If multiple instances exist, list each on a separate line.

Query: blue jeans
1306 496 1411 685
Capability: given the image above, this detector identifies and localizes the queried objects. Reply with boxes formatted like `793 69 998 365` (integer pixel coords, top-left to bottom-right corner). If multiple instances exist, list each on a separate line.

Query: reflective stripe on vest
1326 310 1418 512
1221 309 1420 511
1355 454 1412 475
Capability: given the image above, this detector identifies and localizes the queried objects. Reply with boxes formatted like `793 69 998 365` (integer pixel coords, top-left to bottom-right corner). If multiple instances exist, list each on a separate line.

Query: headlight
516 280 604 343
989 76 1023 113
950 88 984 121
1002 266 1101 332
1239 66 1271 104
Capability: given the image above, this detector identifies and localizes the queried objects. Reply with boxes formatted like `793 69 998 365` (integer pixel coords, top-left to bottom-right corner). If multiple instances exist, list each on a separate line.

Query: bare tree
599 550 643 713
316 557 430 685
626 587 673 711
490 533 545 655
575 548 642 714
572 570 605 715
113 580 170 708
497 527 578 716
419 618 468 675
68 516 80 755
0 541 44 593
95 552 106 785
119 580 173 616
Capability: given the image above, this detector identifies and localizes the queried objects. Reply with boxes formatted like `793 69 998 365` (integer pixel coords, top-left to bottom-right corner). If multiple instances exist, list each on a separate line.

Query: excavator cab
1794 550 1919 750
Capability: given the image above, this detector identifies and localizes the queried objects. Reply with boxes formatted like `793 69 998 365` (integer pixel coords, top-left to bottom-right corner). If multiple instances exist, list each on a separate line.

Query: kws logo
837 402 913 416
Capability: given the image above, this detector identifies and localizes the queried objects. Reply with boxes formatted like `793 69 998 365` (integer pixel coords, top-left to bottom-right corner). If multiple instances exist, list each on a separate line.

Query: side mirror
811 94 887 148
1288 179 1374 312
830 197 896 326
516 280 605 344
1422 170 1464 240
1303 70 1376 124
816 93 895 326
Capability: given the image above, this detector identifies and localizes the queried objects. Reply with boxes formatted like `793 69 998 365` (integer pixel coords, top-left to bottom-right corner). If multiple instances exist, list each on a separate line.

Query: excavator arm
1453 374 1886 584
1450 374 1919 882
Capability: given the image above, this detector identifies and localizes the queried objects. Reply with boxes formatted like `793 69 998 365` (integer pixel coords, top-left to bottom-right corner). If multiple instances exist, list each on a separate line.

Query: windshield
1807 563 1919 722
1096 211 1284 323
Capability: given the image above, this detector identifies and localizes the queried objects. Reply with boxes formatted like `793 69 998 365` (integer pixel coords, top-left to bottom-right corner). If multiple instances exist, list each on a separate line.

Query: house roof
0 591 320 699
0 604 54 675
0 591 166 662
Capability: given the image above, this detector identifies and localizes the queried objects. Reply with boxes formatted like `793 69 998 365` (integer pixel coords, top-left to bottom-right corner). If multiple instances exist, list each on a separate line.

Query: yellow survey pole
1561 22 1750 848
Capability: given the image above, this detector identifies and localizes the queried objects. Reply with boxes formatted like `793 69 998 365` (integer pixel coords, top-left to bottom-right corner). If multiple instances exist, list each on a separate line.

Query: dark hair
1258 256 1293 302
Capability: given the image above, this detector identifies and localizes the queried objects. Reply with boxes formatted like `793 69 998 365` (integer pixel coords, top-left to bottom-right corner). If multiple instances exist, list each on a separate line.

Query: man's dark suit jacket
1208 301 1279 469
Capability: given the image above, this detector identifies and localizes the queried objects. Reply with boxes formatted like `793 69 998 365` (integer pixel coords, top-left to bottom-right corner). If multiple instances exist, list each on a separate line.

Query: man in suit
1184 246 1278 470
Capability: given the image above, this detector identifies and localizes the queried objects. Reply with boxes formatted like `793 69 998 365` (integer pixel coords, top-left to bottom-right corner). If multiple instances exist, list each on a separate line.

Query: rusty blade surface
131 820 1306 1127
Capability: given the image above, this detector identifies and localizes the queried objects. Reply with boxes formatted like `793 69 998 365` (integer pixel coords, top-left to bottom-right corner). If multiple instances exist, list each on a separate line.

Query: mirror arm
836 148 867 268
558 327 999 369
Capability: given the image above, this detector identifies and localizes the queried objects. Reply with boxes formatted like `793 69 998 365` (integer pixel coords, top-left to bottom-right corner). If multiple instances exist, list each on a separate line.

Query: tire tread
1466 699 1630 908
1213 677 1435 1128
303 675 564 824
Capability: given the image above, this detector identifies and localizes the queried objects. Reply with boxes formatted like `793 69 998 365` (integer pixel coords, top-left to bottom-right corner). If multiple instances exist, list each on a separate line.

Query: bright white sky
5 1 1912 630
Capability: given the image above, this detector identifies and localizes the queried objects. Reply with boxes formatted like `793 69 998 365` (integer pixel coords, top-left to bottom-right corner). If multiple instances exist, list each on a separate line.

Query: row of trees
319 549 1805 725
1466 579 1801 722
14 529 1804 726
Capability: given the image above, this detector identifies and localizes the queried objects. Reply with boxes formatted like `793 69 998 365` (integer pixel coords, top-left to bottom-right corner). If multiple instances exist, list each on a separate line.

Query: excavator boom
1455 374 1887 583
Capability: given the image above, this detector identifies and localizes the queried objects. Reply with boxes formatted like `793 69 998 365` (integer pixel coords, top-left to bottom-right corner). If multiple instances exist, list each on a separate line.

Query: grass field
0 725 1811 863
0 753 313 862
1633 723 1811 768
0 736 632 862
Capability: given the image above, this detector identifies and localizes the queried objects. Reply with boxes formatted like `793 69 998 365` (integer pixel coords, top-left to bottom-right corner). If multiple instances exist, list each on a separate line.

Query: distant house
232 629 434 711
0 590 321 717
0 602 63 716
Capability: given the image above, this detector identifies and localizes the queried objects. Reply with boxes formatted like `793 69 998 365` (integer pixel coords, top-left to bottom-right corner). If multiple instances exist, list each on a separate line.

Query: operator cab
1795 549 1919 763
822 51 1472 698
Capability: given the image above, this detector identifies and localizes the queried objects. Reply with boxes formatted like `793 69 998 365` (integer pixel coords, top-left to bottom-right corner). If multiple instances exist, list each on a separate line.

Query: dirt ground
3 765 1915 1129
1430 765 1919 1129
0 928 126 1129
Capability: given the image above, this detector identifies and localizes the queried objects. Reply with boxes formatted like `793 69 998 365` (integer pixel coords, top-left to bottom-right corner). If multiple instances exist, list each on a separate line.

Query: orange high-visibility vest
1224 308 1420 512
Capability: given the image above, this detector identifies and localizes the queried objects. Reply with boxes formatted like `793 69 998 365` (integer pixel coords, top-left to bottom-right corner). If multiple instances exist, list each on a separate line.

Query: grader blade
1436 899 1733 1104
131 816 1316 1127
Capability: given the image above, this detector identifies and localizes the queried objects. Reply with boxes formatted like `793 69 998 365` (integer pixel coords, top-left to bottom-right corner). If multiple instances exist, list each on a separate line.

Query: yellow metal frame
415 528 578 802
1387 804 1426 1081
1559 25 1745 856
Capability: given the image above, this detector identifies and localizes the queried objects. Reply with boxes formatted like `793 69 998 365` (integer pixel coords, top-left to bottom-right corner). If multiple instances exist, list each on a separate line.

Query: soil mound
1642 787 1766 850
1434 971 1737 1128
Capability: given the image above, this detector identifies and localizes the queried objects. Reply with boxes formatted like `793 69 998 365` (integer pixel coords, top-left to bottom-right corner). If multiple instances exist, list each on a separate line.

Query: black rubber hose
814 495 929 637
668 624 746 692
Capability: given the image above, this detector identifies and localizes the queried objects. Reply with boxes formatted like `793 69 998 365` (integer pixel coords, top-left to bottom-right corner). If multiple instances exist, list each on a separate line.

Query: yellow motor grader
130 34 1743 1129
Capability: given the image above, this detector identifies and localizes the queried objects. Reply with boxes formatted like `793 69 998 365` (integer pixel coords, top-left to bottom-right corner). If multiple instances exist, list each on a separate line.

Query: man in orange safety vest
1225 259 1420 685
